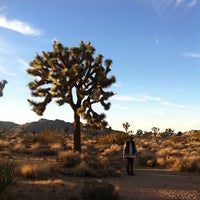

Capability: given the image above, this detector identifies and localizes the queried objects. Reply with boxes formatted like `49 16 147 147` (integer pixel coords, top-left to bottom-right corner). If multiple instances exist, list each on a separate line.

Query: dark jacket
123 141 137 156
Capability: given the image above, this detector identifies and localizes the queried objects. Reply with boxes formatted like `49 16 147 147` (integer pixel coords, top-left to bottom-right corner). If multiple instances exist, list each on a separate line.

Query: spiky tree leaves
27 41 116 152
0 80 8 97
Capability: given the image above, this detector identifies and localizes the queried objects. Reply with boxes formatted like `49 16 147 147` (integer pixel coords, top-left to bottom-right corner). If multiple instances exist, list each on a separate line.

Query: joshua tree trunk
73 111 81 152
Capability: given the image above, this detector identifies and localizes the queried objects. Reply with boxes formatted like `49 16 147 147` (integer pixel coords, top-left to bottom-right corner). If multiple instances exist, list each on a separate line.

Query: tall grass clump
0 161 17 196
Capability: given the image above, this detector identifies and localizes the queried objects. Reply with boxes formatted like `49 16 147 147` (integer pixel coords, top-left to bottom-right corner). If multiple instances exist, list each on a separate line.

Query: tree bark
73 111 81 152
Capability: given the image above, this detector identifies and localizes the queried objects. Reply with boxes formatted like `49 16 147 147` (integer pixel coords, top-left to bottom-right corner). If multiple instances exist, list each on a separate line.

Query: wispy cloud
112 95 132 101
17 58 29 70
140 0 198 12
113 94 185 109
182 52 200 58
0 65 17 76
0 15 42 36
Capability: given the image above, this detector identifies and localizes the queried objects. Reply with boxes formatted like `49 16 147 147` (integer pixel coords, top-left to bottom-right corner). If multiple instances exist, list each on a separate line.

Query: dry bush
137 135 200 172
50 143 63 151
80 152 89 163
57 151 81 168
33 147 58 156
8 178 81 200
137 150 157 167
23 131 66 146
156 147 173 157
102 144 121 156
98 132 128 145
13 142 26 152
73 163 95 177
0 161 17 197
81 181 119 200
178 154 200 172
0 140 10 148
30 142 41 150
19 163 53 179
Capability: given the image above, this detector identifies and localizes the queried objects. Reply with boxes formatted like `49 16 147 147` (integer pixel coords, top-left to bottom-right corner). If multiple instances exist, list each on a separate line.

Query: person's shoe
131 172 135 176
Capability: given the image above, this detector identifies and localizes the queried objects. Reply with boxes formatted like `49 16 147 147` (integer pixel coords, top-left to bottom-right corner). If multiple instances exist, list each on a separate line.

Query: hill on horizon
0 118 74 134
0 118 120 135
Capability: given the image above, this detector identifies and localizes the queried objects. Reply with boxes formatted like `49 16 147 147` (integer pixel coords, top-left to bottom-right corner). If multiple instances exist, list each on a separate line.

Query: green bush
81 181 119 200
0 161 17 196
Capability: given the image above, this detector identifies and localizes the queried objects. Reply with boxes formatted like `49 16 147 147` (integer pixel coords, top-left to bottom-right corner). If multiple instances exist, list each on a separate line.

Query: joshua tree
151 127 160 144
122 122 133 134
0 80 8 97
136 129 143 137
27 41 116 152
165 128 175 137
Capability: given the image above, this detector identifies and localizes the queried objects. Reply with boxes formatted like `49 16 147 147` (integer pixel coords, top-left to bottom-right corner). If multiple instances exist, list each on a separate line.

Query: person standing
123 135 137 175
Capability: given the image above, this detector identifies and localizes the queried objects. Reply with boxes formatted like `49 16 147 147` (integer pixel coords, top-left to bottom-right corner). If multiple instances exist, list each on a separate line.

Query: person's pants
125 157 134 175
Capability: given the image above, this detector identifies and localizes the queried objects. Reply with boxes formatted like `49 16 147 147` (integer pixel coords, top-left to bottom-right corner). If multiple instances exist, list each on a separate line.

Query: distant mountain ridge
0 118 74 134
0 121 19 129
0 118 118 134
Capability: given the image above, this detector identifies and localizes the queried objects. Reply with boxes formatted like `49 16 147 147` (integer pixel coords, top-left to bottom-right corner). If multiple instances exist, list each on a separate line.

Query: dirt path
107 168 200 200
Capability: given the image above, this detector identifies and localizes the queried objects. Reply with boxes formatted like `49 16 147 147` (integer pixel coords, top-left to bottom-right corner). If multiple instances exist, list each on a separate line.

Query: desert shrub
156 147 172 157
20 164 37 179
73 163 95 177
81 181 119 200
34 148 58 156
30 142 41 150
179 155 200 172
87 160 107 170
23 130 66 145
0 161 17 196
50 143 63 150
98 132 128 145
169 136 186 143
102 144 121 156
73 161 121 178
0 140 10 149
19 163 52 179
57 151 81 168
137 150 157 167
189 131 200 142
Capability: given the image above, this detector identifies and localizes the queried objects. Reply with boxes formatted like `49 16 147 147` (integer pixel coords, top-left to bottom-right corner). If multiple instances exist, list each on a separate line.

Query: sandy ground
107 168 200 200
4 166 200 200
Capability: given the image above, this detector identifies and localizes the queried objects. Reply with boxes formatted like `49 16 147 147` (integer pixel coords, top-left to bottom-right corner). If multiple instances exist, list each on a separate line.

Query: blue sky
0 0 199 133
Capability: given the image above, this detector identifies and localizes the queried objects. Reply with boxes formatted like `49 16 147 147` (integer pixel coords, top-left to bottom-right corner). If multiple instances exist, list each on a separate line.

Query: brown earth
4 165 200 200
108 167 200 200
68 167 200 200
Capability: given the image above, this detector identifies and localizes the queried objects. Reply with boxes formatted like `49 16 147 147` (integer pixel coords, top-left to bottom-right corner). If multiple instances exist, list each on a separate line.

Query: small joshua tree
122 122 133 134
136 129 143 137
27 41 116 152
151 127 160 144
0 80 8 97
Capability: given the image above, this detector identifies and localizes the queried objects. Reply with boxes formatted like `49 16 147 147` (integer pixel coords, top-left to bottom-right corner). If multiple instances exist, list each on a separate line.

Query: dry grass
19 163 53 179
0 130 199 199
